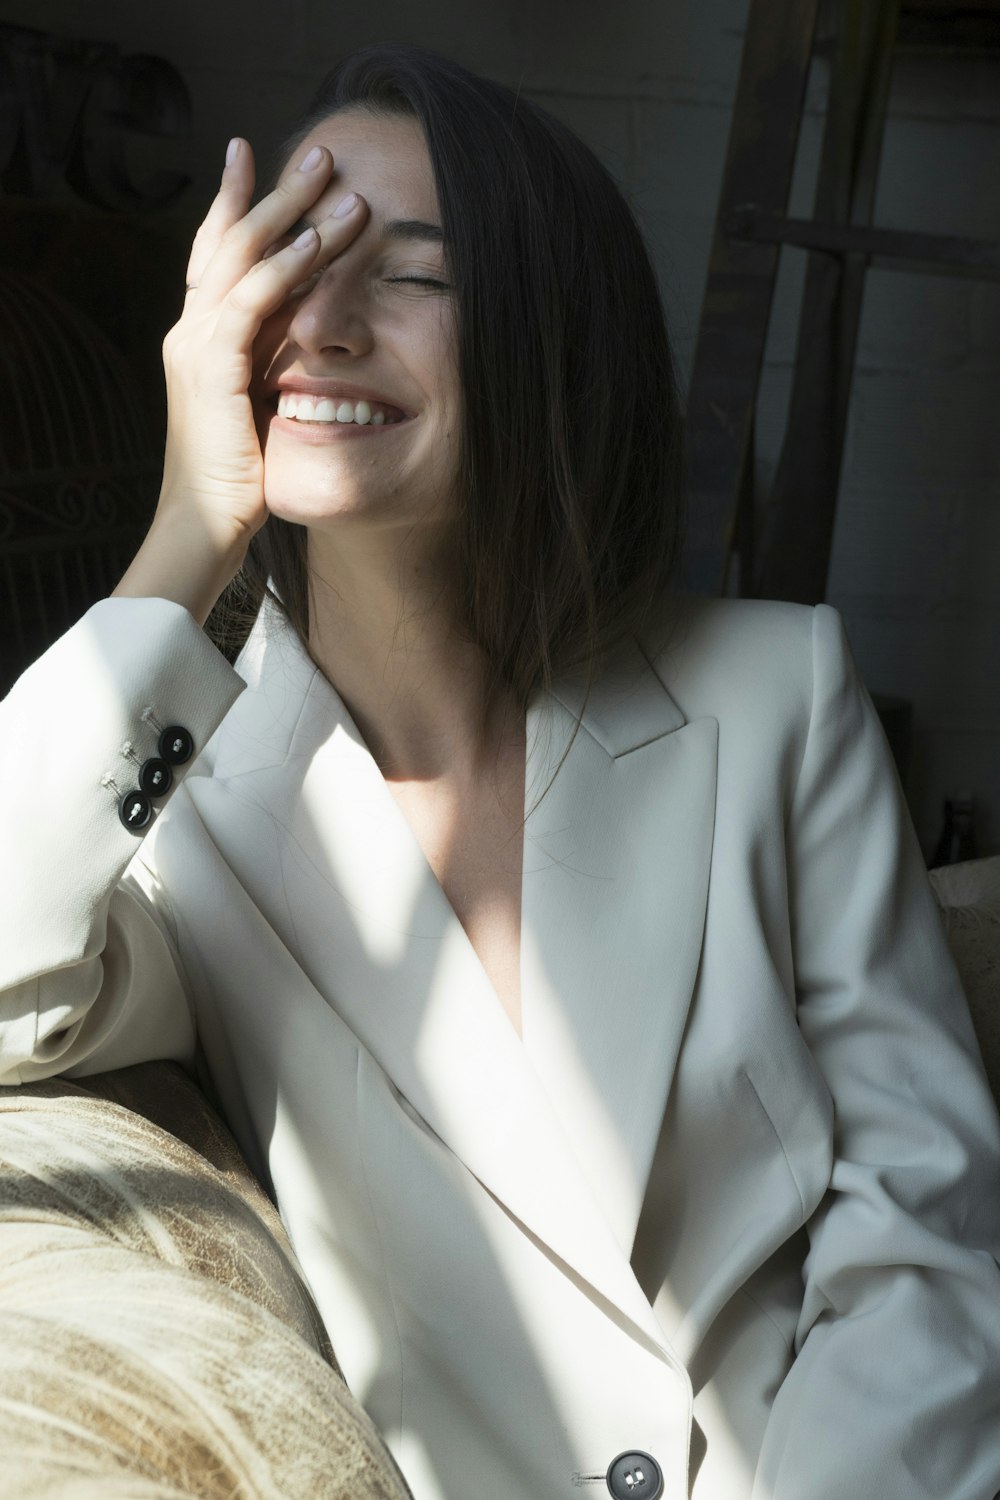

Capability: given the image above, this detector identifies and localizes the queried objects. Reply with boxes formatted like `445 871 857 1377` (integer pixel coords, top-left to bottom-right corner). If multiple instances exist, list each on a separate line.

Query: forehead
281 110 439 224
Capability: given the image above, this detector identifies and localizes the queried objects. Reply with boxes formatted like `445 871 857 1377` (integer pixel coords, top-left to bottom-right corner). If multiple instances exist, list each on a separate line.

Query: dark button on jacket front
159 725 194 765
606 1452 663 1499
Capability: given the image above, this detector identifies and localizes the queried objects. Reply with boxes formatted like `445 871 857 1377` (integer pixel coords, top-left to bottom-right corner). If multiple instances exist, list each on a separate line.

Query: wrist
112 510 253 628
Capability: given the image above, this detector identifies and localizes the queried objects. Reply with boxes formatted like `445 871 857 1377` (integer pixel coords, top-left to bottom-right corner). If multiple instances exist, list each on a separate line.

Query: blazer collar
215 602 717 1353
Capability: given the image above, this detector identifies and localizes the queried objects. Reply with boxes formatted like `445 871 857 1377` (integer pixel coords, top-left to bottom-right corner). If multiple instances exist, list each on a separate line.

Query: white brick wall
9 0 998 853
826 51 1000 859
524 4 1000 857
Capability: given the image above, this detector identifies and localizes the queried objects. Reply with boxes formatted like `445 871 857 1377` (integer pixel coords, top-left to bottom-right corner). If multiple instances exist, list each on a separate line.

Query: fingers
211 197 365 350
190 142 368 309
173 133 370 403
185 137 255 292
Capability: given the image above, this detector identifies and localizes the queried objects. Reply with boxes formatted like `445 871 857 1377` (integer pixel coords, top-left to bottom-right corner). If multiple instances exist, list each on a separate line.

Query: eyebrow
380 218 445 245
297 214 445 245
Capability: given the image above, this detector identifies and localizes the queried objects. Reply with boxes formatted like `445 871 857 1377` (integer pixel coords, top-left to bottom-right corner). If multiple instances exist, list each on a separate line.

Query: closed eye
386 276 451 290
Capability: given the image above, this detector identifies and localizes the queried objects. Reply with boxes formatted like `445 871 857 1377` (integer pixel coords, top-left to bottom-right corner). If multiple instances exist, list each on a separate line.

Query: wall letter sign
0 22 191 210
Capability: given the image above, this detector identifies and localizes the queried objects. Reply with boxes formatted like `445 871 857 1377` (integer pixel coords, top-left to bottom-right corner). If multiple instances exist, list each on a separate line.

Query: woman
1 43 999 1500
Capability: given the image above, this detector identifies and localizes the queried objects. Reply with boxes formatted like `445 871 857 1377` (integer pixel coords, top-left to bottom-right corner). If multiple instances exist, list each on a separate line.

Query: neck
305 523 519 783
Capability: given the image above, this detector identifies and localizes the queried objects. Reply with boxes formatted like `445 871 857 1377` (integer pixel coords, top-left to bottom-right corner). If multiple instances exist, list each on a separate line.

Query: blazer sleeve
0 598 245 1084
753 604 1000 1500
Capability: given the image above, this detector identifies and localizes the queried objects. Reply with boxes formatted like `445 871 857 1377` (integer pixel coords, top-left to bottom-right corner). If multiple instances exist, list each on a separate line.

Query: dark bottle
930 791 978 868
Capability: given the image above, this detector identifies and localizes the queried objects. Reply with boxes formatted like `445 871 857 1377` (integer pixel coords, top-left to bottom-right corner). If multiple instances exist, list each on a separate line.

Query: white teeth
277 392 402 425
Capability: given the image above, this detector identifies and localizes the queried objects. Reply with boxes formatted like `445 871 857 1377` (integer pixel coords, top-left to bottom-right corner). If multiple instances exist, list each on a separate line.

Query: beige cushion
0 1066 412 1500
929 855 1000 1110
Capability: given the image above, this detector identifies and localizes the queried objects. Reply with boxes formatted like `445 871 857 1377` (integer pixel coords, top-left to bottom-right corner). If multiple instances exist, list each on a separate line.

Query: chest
388 762 525 1035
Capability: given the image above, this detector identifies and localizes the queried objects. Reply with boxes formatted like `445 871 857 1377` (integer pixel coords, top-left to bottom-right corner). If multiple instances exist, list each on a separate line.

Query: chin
264 491 370 529
262 459 361 523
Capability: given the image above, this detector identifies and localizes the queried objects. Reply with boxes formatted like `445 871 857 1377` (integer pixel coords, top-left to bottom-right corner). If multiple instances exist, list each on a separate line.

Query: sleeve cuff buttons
159 726 194 765
118 789 153 831
138 757 173 796
117 724 193 831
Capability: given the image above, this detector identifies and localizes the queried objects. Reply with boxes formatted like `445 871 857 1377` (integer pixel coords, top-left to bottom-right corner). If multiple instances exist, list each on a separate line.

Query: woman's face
253 110 461 540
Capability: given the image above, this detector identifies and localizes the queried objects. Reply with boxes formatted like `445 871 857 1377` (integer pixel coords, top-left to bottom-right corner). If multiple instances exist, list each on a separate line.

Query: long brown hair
216 44 686 708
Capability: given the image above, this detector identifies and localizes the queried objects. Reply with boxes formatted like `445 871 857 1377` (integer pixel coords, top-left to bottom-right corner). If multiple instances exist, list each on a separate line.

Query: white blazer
1 592 999 1500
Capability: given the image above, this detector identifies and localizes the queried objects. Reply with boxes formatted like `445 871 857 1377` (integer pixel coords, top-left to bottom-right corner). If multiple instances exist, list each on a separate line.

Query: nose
285 263 375 359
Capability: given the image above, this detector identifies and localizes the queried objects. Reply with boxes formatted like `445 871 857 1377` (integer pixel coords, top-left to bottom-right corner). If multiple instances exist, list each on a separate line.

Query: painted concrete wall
5 0 998 854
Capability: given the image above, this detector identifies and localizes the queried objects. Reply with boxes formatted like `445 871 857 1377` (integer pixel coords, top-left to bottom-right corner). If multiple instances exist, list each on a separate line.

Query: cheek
430 336 462 426
419 298 459 367
252 306 298 389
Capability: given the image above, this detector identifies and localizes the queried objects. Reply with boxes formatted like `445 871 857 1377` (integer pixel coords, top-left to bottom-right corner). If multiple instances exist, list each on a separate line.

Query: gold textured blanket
0 1064 412 1500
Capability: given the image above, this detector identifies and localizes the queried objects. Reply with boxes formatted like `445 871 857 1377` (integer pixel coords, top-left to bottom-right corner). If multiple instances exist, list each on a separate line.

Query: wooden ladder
683 0 1000 602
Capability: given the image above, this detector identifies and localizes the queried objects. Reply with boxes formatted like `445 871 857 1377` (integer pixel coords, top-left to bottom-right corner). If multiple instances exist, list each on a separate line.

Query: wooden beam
725 207 1000 280
683 0 822 595
753 0 901 604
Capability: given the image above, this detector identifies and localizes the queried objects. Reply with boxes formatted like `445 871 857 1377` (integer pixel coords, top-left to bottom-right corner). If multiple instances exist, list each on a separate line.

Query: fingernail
226 137 240 167
333 192 358 218
292 226 318 249
298 145 324 172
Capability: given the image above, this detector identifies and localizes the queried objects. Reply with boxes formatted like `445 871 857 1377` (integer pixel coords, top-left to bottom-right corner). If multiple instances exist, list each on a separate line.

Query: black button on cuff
159 725 194 765
606 1452 663 1500
118 789 153 832
138 757 173 796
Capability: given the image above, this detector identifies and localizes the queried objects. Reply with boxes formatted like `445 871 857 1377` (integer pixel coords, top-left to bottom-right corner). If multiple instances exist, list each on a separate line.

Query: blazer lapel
218 608 716 1352
521 638 718 1257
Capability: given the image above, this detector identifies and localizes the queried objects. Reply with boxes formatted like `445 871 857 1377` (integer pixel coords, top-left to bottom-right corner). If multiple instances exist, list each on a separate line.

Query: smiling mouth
274 393 408 426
